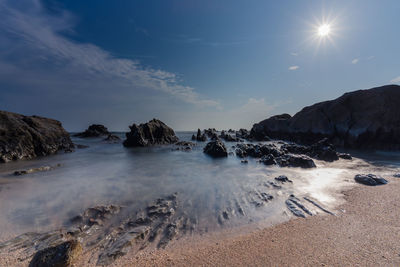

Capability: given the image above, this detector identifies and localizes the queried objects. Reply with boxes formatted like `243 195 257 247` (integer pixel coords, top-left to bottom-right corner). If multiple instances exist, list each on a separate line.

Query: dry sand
2 177 400 267
113 177 400 267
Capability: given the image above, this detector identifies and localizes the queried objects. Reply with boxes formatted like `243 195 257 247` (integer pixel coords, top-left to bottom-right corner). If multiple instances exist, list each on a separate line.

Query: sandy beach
110 176 400 267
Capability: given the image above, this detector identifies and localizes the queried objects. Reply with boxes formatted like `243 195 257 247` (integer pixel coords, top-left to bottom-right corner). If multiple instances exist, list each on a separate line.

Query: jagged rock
282 138 339 162
393 173 400 178
29 240 82 267
103 134 121 142
0 110 74 163
204 128 217 138
276 154 316 168
123 119 179 147
250 85 400 149
241 159 248 164
71 205 121 227
354 174 388 186
220 131 239 142
75 124 110 138
175 141 195 151
236 128 249 139
195 129 207 141
275 175 292 183
203 140 228 158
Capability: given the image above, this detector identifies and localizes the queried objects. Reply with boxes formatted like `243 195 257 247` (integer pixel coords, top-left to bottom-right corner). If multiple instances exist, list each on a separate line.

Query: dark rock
123 119 179 147
29 240 82 267
393 173 400 178
75 124 110 138
250 85 400 149
276 154 316 168
191 134 196 140
195 129 207 141
0 111 74 163
241 160 248 164
235 147 247 158
204 128 217 138
354 174 388 186
103 134 121 143
220 130 239 142
338 153 352 160
203 140 228 158
236 128 250 139
260 154 277 165
275 175 292 183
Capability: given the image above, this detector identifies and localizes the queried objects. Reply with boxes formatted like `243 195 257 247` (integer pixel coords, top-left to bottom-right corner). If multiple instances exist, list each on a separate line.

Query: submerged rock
354 174 388 186
338 153 352 160
275 175 292 183
14 164 61 176
0 110 74 163
393 173 400 178
103 134 121 142
203 140 228 158
123 119 179 147
29 240 82 267
75 124 110 138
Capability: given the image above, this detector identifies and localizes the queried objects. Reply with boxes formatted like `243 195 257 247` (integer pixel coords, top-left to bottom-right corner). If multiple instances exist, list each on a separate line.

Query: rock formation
123 119 179 147
75 124 110 138
0 110 74 163
250 85 400 149
203 140 228 157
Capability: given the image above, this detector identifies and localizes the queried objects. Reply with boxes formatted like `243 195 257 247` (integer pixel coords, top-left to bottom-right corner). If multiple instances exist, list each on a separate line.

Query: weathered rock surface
75 124 110 138
0 110 74 163
354 174 388 186
250 85 400 149
193 129 207 141
203 140 228 158
29 240 82 267
123 119 179 147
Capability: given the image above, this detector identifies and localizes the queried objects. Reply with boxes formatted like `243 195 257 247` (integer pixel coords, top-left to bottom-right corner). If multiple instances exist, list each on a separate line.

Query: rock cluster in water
203 140 228 157
123 119 179 147
0 110 74 163
250 85 400 149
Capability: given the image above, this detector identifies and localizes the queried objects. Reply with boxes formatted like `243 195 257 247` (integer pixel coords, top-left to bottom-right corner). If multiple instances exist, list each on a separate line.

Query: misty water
0 132 399 241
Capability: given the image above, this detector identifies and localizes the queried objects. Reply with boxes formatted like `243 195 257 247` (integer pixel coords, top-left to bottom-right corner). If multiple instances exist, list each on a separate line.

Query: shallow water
0 132 398 240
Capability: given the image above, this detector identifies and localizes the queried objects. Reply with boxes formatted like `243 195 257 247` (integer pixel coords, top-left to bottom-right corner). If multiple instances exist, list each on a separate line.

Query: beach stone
203 140 228 158
29 240 82 267
75 124 110 137
393 173 400 178
338 153 352 160
0 110 74 163
354 174 388 186
123 119 179 147
276 154 316 168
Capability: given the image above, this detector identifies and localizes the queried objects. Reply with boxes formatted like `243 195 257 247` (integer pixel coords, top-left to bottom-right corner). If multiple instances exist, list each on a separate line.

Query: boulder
354 174 388 186
29 240 82 267
0 110 74 163
75 124 110 137
195 129 207 141
123 119 179 147
250 85 400 149
203 140 228 158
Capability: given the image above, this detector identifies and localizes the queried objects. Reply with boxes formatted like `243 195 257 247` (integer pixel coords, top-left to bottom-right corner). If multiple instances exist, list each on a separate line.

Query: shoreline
111 176 400 266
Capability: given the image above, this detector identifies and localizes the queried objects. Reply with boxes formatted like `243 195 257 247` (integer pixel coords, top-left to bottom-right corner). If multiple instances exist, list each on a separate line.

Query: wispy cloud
390 76 400 84
0 0 219 108
367 56 375 60
351 58 359 64
290 52 298 56
288 65 299 71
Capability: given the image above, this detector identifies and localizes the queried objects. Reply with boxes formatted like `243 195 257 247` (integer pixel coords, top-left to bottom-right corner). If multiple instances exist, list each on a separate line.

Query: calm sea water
0 132 398 239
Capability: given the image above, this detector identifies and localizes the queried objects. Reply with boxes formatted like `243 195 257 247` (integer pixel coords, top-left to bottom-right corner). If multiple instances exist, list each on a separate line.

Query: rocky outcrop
75 124 110 138
192 129 207 141
203 140 228 158
29 240 82 267
250 85 400 149
123 119 179 147
0 110 74 163
103 134 121 143
354 174 388 186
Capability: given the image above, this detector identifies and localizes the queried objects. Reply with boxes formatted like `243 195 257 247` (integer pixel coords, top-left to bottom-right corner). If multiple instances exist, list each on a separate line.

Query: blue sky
0 0 399 131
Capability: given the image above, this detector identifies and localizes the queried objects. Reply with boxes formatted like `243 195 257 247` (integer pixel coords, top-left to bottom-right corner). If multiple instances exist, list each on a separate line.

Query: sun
318 24 331 37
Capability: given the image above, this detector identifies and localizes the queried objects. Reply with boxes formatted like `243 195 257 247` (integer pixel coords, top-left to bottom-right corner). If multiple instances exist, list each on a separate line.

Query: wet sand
113 177 400 266
1 176 399 266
